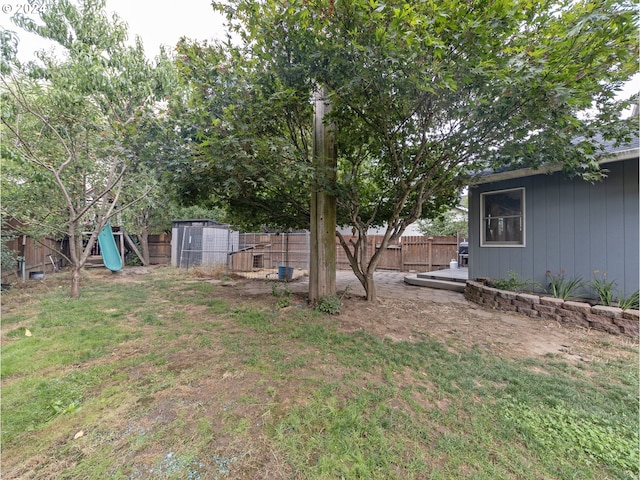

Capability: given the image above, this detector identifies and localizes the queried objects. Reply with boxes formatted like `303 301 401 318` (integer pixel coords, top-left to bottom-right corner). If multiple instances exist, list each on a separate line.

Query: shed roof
171 219 229 228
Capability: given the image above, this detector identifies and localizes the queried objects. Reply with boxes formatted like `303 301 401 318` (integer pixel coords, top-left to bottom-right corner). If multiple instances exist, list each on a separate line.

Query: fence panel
230 232 309 274
2 232 66 282
374 239 402 271
336 235 458 272
430 237 459 269
148 233 171 265
225 231 461 275
402 235 458 271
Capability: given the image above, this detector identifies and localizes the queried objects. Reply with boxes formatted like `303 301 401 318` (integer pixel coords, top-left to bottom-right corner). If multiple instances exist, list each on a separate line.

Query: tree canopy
170 0 637 300
1 0 174 296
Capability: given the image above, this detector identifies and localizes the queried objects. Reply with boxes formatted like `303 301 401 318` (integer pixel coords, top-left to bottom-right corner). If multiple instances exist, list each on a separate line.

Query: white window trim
480 187 526 248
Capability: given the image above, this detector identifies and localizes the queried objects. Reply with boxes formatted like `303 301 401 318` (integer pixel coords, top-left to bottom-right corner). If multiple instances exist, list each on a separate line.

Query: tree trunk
70 265 81 298
309 87 337 304
140 227 150 266
364 272 376 302
337 226 403 303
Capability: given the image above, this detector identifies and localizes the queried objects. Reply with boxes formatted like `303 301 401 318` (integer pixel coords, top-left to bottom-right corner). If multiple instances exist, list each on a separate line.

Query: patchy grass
1 266 638 479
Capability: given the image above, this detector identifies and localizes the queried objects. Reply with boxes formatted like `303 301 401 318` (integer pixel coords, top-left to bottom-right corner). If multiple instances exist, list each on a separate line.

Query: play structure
93 221 149 271
97 221 123 272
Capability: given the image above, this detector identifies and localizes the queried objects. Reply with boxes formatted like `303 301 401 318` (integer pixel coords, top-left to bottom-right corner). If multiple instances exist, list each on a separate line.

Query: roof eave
470 147 639 185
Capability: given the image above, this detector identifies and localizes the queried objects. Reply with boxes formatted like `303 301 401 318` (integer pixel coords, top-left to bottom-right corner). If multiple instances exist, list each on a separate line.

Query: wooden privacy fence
148 233 171 265
1 228 459 281
336 235 459 272
1 233 67 283
226 233 459 274
85 229 461 274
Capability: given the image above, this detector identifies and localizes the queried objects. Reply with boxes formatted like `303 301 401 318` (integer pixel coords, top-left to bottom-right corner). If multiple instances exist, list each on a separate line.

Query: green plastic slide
97 221 123 272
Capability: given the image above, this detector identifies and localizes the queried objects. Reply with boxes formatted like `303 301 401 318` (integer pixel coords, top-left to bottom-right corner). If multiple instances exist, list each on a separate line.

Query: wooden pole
123 232 148 266
309 87 337 303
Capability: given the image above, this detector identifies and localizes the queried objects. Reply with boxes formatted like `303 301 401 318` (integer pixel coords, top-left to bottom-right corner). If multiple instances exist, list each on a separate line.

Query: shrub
546 269 583 300
618 290 639 311
271 282 292 308
491 270 539 292
315 294 341 315
589 270 616 306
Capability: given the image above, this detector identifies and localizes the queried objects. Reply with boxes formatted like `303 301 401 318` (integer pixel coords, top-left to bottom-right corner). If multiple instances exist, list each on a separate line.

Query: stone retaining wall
465 280 639 339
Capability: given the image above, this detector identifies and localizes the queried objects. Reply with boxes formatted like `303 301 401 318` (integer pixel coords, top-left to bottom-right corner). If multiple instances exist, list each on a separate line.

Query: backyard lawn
1 266 638 479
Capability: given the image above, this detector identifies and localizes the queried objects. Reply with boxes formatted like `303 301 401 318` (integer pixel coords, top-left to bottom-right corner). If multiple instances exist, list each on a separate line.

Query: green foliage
174 0 638 298
171 37 314 230
314 294 342 315
0 224 21 272
546 269 583 300
618 290 639 311
417 209 468 237
589 270 616 306
271 282 292 308
492 271 539 292
588 270 639 310
2 0 176 295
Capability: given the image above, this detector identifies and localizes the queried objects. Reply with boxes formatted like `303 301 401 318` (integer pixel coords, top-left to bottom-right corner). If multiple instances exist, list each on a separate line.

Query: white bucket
449 260 458 269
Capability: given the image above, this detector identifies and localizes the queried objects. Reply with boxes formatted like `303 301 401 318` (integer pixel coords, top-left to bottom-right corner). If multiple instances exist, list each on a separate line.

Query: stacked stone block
465 280 639 338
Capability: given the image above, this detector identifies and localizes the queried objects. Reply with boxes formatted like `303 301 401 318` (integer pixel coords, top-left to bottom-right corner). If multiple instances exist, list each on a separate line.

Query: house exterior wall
468 158 639 298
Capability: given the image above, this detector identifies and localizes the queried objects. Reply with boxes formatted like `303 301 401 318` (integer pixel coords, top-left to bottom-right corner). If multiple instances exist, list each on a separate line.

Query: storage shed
171 219 239 269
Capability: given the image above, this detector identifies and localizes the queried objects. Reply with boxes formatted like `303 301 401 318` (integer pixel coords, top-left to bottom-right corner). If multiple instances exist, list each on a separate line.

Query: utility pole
309 87 337 303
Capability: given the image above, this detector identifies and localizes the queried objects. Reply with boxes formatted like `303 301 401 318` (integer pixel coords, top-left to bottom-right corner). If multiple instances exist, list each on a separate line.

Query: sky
104 0 228 58
1 0 228 61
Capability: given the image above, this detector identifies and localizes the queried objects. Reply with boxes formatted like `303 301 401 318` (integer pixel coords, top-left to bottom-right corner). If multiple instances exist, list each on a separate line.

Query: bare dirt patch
334 293 626 362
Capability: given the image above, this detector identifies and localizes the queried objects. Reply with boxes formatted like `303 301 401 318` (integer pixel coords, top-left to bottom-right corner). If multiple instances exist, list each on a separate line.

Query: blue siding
558 176 576 276
544 175 561 272
589 174 607 278
622 159 639 294
604 163 625 290
469 158 639 298
573 178 590 283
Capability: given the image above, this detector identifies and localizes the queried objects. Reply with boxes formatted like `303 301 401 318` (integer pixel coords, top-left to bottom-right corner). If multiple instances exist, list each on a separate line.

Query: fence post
427 236 433 271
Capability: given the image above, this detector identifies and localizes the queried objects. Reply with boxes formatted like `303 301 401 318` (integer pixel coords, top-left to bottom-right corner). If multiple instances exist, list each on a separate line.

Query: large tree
1 0 172 297
171 37 315 228
173 0 638 301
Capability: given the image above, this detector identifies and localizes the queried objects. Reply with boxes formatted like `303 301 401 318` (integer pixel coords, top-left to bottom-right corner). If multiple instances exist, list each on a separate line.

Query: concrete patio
403 267 469 292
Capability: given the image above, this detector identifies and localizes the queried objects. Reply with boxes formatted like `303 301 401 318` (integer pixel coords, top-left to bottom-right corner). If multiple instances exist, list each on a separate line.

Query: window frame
480 187 526 247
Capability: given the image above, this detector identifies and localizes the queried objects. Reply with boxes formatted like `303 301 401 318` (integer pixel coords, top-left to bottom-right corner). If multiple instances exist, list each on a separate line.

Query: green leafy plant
314 294 342 315
491 270 540 292
271 282 292 308
0 227 22 273
618 290 639 311
49 400 79 419
589 270 616 306
546 269 583 300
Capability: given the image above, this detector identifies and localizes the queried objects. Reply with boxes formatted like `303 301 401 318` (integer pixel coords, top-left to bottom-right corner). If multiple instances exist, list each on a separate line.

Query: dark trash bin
458 242 469 267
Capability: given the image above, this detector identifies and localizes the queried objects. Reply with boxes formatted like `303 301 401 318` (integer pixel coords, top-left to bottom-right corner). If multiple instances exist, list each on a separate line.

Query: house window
481 187 525 247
